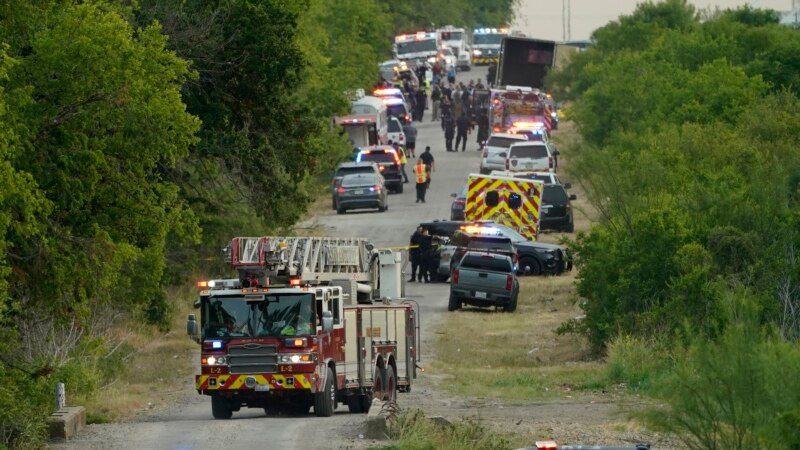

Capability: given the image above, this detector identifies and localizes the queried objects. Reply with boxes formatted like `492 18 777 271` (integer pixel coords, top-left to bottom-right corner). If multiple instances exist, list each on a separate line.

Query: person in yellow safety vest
412 159 428 203
392 141 409 183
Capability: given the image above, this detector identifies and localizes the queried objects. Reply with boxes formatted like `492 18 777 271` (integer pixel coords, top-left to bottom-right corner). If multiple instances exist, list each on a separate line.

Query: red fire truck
489 87 552 134
187 236 419 419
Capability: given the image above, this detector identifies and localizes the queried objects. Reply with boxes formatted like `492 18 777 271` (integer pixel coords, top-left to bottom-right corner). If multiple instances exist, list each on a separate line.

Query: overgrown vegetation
378 409 520 450
0 0 516 447
545 1 800 447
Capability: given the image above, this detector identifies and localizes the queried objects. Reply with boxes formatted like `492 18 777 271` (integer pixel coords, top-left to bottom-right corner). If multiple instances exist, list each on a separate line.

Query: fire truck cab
187 237 419 419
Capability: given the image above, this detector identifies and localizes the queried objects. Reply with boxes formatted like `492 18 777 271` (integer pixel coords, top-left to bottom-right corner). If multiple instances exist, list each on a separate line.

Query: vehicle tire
372 366 386 402
436 273 450 282
331 198 336 210
378 204 386 212
519 257 541 276
314 367 336 417
264 403 282 417
565 221 574 233
211 395 233 420
385 366 397 403
448 293 461 311
504 294 518 313
396 183 404 194
337 207 346 215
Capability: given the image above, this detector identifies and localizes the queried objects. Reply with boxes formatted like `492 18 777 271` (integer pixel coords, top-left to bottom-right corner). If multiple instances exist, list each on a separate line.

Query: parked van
350 96 389 145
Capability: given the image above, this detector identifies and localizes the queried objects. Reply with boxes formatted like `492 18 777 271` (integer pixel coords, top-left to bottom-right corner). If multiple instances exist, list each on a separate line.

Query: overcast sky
512 0 792 41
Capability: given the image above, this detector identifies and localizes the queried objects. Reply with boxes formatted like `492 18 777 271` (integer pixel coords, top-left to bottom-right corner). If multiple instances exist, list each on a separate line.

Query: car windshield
388 119 401 132
342 174 379 187
360 151 396 164
491 224 529 242
201 293 315 339
336 166 374 177
441 31 463 41
351 104 377 115
387 104 407 120
396 39 438 55
543 185 568 203
460 254 512 272
474 34 504 45
509 145 548 159
487 136 525 148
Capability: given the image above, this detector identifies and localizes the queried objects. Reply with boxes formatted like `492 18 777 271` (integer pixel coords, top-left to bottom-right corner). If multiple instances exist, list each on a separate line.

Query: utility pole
562 0 567 41
567 0 572 41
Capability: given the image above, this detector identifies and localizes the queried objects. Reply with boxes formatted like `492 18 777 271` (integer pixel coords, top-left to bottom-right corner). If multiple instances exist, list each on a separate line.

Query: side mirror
450 193 457 198
564 182 572 189
569 194 577 201
187 314 200 342
321 310 334 332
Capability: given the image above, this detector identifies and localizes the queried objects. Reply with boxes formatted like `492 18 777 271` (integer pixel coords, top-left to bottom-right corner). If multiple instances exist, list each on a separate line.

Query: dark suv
356 146 404 193
541 184 576 232
331 162 382 209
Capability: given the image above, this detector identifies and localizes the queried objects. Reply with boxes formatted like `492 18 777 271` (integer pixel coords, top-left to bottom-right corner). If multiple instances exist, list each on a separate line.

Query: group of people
408 226 438 283
430 79 491 152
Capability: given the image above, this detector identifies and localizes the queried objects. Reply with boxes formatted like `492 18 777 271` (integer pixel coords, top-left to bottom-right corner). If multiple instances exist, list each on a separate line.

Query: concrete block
363 399 388 439
49 406 86 441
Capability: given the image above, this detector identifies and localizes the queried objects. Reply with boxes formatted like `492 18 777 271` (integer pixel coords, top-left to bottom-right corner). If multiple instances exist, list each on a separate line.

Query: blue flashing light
211 340 223 350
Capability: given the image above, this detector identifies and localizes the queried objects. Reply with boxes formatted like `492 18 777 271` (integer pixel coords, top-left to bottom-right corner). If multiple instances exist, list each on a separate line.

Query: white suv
387 116 406 147
479 133 528 174
504 142 558 172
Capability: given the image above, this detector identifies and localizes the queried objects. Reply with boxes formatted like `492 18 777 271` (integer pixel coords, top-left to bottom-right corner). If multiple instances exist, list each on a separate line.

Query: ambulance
464 173 544 241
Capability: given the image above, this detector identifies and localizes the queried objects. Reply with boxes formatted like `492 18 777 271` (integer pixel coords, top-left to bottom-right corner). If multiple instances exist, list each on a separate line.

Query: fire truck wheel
385 366 397 403
372 367 387 401
448 293 461 311
211 395 233 420
519 257 541 276
314 367 336 417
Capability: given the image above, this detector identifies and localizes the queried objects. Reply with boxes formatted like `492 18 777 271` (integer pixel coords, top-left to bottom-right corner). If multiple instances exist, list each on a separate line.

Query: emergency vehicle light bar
535 441 558 450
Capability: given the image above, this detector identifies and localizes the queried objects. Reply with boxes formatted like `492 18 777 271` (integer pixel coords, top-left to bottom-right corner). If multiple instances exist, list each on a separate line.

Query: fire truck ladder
226 236 375 286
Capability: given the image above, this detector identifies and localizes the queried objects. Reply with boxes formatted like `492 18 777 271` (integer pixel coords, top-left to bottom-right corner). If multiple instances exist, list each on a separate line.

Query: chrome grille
229 344 277 374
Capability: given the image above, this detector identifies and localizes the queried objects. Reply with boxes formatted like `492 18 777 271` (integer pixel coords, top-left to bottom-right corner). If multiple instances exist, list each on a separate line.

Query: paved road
52 67 492 450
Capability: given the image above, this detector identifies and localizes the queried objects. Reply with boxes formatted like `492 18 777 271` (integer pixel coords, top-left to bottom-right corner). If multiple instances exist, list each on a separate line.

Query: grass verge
428 275 610 401
74 284 198 423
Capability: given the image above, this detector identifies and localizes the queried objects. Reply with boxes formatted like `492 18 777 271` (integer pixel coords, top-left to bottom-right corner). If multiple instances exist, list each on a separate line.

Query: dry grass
78 284 198 421
428 274 608 401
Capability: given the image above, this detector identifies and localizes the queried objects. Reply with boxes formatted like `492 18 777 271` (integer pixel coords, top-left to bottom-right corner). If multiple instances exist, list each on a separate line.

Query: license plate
475 291 487 299
255 384 270 392
353 189 363 194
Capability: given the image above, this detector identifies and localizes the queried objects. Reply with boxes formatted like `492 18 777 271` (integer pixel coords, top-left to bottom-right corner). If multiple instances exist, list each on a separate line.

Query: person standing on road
455 112 471 152
476 110 490 150
414 88 426 122
440 96 452 130
443 114 455 152
403 122 417 158
447 65 456 85
408 226 423 282
431 83 442 122
392 141 409 183
412 158 428 203
420 146 435 186
418 228 433 283
487 62 497 87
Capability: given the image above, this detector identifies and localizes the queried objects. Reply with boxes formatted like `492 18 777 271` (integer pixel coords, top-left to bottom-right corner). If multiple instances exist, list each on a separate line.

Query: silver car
479 133 528 174
334 173 388 214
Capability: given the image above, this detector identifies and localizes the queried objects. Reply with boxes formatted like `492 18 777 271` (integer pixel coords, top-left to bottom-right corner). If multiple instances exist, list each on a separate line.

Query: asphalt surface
51 67 492 450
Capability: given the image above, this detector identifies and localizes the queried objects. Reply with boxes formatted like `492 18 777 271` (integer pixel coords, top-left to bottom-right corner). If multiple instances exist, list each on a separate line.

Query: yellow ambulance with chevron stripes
465 173 544 240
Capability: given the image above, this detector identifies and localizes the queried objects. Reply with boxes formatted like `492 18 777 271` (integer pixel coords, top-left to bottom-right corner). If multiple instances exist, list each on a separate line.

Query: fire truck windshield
396 39 437 56
473 34 504 45
201 293 316 339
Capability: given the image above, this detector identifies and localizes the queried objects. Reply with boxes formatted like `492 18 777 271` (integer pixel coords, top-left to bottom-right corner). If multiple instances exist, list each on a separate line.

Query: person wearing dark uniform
418 228 433 283
443 115 455 151
455 112 471 152
477 111 490 150
408 227 423 282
